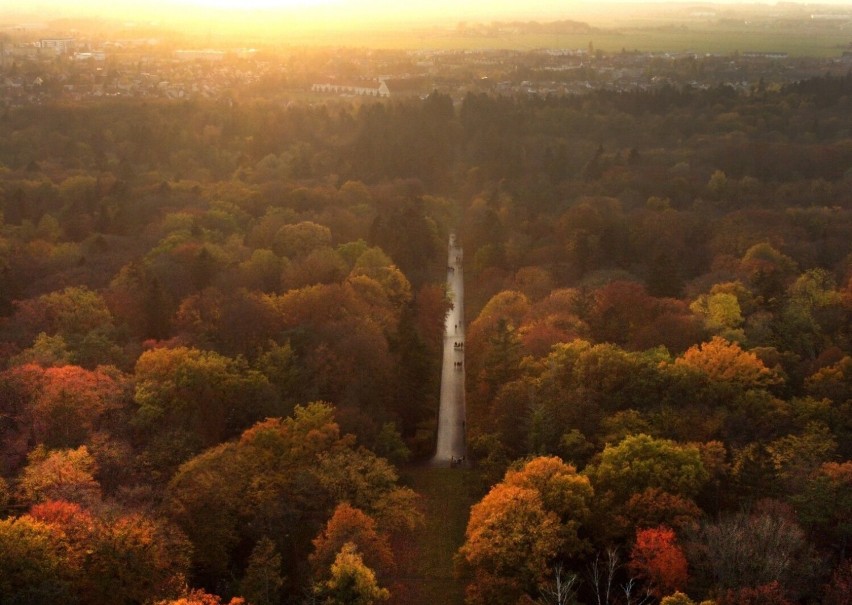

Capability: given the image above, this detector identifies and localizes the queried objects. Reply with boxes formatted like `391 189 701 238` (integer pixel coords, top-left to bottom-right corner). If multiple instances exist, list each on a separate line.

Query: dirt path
433 233 466 465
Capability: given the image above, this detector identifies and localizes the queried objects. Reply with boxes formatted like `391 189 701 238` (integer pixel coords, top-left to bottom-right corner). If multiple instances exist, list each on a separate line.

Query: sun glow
17 0 600 38
178 0 339 9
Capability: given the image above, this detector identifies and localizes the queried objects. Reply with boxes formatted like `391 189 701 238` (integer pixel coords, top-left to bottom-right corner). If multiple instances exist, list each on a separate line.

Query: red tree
628 525 688 598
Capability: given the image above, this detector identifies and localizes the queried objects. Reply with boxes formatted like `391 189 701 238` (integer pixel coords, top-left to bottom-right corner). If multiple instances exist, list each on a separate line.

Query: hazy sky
18 0 585 19
11 0 852 30
9 0 593 31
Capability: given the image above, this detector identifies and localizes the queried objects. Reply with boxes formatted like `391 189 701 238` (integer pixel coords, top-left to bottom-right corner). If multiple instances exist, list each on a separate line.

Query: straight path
433 233 466 465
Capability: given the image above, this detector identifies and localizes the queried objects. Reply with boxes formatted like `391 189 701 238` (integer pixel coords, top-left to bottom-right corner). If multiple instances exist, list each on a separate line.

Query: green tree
273 221 332 258
779 269 843 361
586 434 708 503
0 516 71 605
239 537 284 605
11 286 121 367
792 461 852 556
314 542 390 605
133 346 276 475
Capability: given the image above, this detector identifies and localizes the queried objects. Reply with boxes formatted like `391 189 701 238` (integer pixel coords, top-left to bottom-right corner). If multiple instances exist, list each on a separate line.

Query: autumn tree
78 512 191 605
459 484 562 605
691 505 816 600
617 488 703 537
154 590 246 605
823 558 852 605
792 461 852 556
8 286 123 367
272 281 397 410
17 445 101 507
166 403 419 591
310 503 395 581
32 364 124 449
778 268 843 361
503 456 595 557
173 287 284 357
717 582 794 605
690 284 748 343
659 592 698 605
458 457 594 605
585 434 708 504
107 261 173 340
313 542 390 605
805 355 852 405
272 220 332 258
737 243 798 308
239 537 284 605
0 515 72 605
133 345 277 477
628 525 689 598
675 337 781 389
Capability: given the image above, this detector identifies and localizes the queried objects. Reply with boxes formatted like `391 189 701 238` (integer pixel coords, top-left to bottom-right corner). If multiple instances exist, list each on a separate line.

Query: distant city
3 23 852 108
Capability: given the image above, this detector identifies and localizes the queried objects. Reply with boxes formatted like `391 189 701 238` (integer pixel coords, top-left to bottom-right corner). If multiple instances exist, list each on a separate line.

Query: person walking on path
433 233 467 465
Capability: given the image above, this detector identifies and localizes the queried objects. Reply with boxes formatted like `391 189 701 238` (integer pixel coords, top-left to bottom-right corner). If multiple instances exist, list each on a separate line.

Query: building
40 38 75 54
311 79 390 97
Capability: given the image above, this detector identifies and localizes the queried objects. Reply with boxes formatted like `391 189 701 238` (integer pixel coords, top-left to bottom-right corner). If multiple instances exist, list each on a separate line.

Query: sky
16 0 583 21
8 0 601 33
10 0 852 31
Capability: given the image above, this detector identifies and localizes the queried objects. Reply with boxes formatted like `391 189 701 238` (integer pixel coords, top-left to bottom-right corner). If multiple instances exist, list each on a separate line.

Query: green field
393 465 479 605
273 25 851 57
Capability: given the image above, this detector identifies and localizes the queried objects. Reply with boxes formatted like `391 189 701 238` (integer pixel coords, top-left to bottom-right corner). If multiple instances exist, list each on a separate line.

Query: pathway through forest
433 233 467 465
393 235 471 605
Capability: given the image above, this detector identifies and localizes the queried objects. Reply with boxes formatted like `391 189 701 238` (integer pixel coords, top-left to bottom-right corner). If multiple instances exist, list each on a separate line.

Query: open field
270 25 852 57
394 465 479 605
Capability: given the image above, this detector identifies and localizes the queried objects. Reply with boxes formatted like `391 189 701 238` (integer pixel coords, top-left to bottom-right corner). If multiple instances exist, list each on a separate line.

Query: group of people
454 361 464 369
453 341 464 349
448 253 463 274
450 455 466 468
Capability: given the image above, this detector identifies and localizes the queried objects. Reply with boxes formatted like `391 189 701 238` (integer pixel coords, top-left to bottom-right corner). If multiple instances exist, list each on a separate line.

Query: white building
312 79 390 98
40 38 75 54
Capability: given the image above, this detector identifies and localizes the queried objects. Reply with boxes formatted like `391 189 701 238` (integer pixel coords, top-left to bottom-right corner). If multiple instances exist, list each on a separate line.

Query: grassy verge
392 465 479 605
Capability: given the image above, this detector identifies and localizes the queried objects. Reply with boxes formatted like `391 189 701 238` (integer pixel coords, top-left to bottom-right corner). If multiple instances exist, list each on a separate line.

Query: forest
0 70 851 605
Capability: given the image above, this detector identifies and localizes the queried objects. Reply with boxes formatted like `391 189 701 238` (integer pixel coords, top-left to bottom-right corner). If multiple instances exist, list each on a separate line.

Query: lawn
392 465 480 605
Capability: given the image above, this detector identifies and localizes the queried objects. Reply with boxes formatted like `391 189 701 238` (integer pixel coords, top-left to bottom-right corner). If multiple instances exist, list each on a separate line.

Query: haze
15 0 852 31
